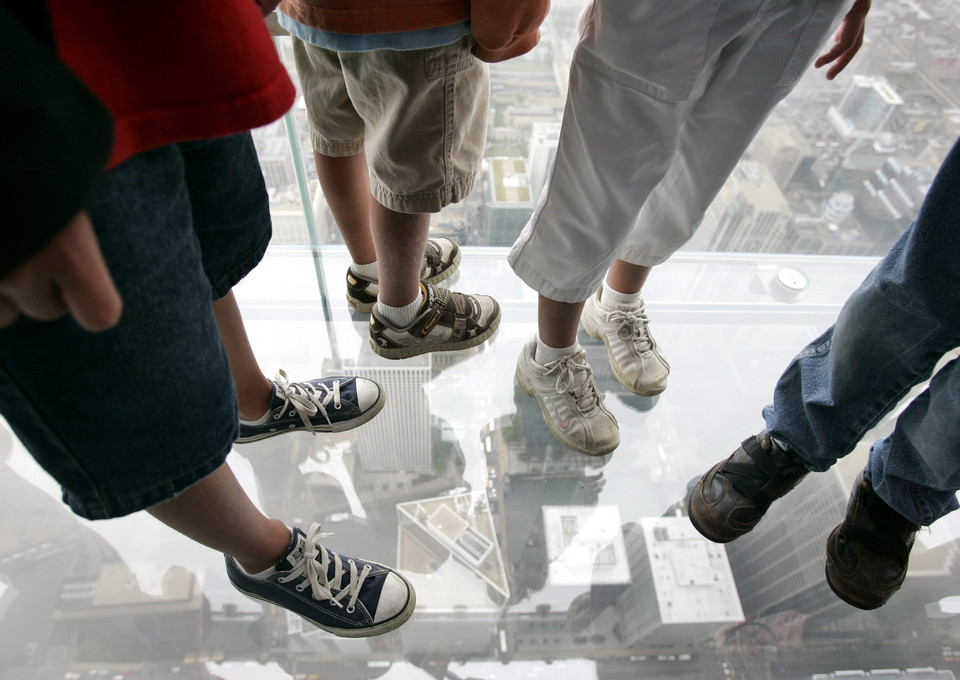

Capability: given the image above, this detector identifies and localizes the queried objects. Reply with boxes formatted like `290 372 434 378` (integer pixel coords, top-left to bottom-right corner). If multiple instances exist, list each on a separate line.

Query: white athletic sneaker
515 337 620 456
581 289 669 396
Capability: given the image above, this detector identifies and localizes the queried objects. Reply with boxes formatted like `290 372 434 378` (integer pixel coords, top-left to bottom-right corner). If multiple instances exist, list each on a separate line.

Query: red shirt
47 0 296 167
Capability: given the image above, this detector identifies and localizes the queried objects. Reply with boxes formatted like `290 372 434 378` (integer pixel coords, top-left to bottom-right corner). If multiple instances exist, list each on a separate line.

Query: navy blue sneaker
236 370 385 443
226 525 416 637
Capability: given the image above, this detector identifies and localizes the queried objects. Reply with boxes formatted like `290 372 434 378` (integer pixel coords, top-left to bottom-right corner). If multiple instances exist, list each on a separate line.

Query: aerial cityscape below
3 2 960 680
255 0 960 258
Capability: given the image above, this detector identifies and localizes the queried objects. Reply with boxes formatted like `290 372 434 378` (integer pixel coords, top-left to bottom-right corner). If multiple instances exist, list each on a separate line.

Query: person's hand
0 211 122 332
254 0 281 16
814 0 871 80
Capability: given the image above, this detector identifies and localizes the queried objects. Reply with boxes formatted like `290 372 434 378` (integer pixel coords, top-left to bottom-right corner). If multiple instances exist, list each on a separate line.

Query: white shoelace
278 523 372 613
607 308 653 352
274 369 342 432
544 352 601 413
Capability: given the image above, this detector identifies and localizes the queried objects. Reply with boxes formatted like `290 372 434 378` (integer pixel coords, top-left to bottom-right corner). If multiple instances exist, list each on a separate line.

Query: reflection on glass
4 244 960 678
7 1 960 676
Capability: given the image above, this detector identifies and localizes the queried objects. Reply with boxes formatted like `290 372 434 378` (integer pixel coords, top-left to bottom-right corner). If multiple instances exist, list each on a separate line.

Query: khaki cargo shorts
292 35 489 214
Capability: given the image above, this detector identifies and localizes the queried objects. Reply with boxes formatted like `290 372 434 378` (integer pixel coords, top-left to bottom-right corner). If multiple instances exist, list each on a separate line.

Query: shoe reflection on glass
573 460 608 506
232 434 357 527
605 390 660 414
300 443 368 523
579 328 661 414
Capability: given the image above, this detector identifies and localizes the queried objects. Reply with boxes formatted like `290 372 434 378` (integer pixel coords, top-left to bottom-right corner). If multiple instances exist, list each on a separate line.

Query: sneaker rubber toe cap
373 572 415 624
354 377 385 414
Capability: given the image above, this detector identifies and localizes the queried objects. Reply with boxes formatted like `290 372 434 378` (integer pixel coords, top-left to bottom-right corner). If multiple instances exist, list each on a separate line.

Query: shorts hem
370 173 476 214
208 229 272 300
507 252 596 303
62 425 236 520
314 134 364 158
616 245 672 268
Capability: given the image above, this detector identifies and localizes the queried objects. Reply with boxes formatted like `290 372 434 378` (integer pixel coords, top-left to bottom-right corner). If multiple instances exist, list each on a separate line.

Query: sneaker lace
278 523 372 613
607 309 653 352
545 352 601 413
275 369 341 433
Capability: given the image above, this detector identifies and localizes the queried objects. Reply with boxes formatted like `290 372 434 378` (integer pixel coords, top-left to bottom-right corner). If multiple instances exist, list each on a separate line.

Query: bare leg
314 151 377 265
147 462 291 574
370 201 430 307
538 294 586 348
212 291 272 421
605 259 653 295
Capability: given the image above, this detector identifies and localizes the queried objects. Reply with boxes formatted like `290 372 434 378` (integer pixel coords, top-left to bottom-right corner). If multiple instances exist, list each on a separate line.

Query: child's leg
213 288 386 441
538 294 585 349
314 151 377 266
146 461 291 573
516 294 619 457
212 290 272 421
369 202 429 307
605 260 652 295
196 137 383 435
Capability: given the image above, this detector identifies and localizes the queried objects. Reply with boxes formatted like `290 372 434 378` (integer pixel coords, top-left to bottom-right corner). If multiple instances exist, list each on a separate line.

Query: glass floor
3 247 960 680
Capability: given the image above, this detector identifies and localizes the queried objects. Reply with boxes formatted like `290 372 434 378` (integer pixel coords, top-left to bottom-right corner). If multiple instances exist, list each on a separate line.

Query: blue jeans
764 136 960 526
0 133 271 520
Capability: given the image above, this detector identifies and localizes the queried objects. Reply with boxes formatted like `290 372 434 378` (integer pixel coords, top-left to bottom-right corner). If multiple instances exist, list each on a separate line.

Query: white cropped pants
509 0 854 302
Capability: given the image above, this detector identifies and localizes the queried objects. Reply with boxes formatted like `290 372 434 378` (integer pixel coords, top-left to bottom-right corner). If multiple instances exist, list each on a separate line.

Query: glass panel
5 250 959 679
260 2 960 259
5 3 960 680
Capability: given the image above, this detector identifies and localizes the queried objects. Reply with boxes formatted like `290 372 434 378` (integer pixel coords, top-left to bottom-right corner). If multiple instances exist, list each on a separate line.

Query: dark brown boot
825 472 919 610
688 431 809 543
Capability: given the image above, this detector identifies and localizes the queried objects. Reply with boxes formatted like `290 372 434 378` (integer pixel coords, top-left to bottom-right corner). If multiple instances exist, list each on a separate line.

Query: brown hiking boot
825 472 919 610
688 431 809 543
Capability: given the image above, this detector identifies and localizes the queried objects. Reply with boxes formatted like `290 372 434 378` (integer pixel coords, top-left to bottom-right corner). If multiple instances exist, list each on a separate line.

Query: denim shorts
0 133 271 519
291 35 489 213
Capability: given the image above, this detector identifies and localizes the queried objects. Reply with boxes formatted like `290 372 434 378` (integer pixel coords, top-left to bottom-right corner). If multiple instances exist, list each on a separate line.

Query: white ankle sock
535 336 578 366
239 410 270 426
600 280 641 308
377 291 424 327
249 563 278 579
351 261 378 280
